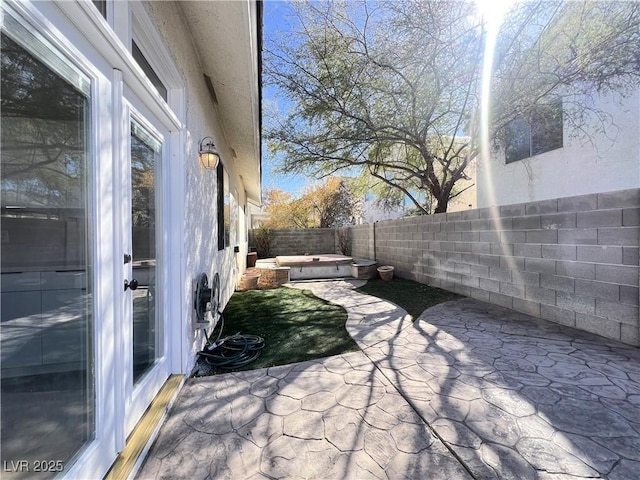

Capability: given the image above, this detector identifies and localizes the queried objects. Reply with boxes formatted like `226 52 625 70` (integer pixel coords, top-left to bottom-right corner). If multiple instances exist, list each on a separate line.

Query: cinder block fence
248 228 337 257
249 189 639 346
351 188 639 346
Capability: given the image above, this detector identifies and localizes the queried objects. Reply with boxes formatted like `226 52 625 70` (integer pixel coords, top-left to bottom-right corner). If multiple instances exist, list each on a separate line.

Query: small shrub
254 225 273 258
337 227 352 256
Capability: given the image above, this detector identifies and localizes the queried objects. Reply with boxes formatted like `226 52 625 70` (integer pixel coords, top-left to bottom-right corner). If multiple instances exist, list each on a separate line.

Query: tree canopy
264 1 640 213
263 177 361 229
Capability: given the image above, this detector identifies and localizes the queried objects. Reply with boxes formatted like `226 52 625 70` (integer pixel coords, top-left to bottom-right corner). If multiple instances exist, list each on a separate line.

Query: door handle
124 253 132 264
124 279 139 291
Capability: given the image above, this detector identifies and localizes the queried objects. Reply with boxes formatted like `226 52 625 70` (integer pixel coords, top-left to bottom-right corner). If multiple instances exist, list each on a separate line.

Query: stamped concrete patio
137 279 640 479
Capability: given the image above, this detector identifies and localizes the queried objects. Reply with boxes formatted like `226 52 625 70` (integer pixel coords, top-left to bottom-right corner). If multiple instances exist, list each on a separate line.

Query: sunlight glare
477 0 523 274
477 0 513 190
475 0 513 28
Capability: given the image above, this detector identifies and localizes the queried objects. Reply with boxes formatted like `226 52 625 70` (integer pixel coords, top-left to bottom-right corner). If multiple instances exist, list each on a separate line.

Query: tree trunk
433 187 452 213
433 201 448 214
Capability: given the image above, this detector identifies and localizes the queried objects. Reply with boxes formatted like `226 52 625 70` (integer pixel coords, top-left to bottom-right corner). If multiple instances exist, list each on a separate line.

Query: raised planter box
239 273 261 291
241 259 291 289
351 259 378 279
276 254 352 280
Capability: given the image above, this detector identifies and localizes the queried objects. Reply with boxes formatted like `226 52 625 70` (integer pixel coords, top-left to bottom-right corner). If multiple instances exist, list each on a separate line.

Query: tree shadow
137 279 640 479
377 296 640 479
138 279 471 479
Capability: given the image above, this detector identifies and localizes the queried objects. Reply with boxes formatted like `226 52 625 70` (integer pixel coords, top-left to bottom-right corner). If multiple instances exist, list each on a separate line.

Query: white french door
121 110 170 435
0 8 99 479
1 2 182 477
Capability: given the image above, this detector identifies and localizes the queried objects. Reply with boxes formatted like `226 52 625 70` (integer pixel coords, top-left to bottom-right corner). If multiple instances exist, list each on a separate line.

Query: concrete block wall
249 228 337 257
350 189 640 346
350 224 373 259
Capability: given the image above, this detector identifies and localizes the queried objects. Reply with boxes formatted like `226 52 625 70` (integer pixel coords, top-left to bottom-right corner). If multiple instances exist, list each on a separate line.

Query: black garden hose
196 313 265 372
198 333 265 370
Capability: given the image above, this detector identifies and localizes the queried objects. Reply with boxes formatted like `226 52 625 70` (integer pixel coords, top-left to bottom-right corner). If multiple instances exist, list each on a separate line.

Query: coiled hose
197 313 265 372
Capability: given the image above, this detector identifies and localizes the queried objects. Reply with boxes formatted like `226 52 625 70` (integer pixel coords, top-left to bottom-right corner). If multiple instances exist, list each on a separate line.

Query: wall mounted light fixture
199 136 221 169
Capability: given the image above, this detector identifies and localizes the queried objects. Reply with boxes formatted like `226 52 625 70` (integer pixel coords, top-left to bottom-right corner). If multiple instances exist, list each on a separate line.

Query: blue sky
261 1 311 196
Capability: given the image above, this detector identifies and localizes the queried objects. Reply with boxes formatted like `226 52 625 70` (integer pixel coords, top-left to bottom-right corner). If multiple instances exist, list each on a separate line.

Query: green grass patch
356 277 463 319
212 287 358 371
194 278 462 376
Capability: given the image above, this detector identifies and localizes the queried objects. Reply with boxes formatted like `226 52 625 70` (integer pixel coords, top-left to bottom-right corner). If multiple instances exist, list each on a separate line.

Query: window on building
224 169 230 248
132 40 167 101
505 99 563 163
217 163 230 250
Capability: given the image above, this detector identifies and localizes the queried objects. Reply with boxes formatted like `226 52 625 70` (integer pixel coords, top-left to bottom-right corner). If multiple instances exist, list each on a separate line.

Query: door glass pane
130 122 160 384
132 41 167 101
1 32 93 478
92 0 107 19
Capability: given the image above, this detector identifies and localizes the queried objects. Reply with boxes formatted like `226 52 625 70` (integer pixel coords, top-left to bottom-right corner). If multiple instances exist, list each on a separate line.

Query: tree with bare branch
264 0 640 213
263 177 360 228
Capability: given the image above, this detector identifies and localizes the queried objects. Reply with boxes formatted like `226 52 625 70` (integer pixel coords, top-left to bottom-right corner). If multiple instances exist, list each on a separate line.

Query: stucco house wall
478 89 640 208
142 1 251 371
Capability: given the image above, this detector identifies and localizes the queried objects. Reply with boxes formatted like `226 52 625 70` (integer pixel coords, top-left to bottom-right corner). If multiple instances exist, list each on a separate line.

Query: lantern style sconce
199 136 221 169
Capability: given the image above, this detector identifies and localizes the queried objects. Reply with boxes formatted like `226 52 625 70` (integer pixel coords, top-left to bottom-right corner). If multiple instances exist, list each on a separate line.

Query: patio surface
137 279 640 479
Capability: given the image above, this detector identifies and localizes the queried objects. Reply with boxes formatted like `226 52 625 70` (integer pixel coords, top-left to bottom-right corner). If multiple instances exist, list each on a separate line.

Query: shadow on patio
137 280 640 479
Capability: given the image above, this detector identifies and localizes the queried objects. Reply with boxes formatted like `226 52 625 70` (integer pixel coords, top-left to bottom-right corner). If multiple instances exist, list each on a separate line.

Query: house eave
179 0 262 203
